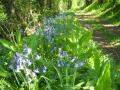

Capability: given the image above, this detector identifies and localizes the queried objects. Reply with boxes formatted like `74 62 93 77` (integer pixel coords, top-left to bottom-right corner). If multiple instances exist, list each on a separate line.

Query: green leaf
40 76 52 90
61 82 84 90
0 39 15 51
27 35 38 52
0 68 11 78
54 66 63 87
0 79 13 90
78 32 92 46
15 30 22 45
95 61 111 90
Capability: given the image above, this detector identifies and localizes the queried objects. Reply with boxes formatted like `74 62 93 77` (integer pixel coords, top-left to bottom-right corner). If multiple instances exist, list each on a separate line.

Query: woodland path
76 11 120 63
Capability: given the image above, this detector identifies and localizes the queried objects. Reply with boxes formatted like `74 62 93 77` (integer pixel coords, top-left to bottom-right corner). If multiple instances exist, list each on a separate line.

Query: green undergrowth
77 13 120 89
0 12 115 90
81 1 120 54
0 4 7 21
84 1 120 26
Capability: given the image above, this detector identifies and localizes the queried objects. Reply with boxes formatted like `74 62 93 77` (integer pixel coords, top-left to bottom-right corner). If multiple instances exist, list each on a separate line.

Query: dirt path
76 12 120 63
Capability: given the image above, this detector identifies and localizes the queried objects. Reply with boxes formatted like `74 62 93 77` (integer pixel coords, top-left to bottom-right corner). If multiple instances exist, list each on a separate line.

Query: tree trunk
67 0 72 9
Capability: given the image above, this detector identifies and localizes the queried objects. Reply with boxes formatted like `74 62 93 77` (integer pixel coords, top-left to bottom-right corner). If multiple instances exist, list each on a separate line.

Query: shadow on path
76 12 120 63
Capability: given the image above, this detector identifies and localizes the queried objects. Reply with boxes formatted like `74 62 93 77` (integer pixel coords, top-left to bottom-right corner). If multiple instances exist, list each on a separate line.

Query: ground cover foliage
84 0 120 25
0 12 113 90
0 0 120 90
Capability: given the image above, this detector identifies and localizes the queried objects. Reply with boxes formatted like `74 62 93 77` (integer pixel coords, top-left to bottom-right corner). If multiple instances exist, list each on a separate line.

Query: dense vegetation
0 0 120 90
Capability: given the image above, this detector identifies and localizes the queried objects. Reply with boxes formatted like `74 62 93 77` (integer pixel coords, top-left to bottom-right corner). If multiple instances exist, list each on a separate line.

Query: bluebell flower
63 52 69 58
27 59 32 66
74 62 84 68
42 65 47 73
23 45 32 55
13 53 25 72
9 51 33 73
14 53 23 62
34 68 39 74
63 60 70 67
57 57 64 67
50 47 57 53
19 62 24 70
16 66 20 72
51 38 55 42
35 55 41 60
19 28 25 36
25 69 31 75
71 58 76 63
71 56 78 62
58 48 63 55
9 64 14 70
28 77 32 83
31 72 36 77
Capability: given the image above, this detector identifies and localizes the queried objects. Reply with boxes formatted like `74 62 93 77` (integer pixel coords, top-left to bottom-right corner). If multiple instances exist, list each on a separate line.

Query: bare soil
76 12 120 63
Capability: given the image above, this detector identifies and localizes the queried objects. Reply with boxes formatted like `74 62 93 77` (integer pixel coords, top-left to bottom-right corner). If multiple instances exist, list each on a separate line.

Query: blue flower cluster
9 45 45 83
43 17 55 42
43 14 66 42
9 13 85 84
42 14 84 69
50 46 84 68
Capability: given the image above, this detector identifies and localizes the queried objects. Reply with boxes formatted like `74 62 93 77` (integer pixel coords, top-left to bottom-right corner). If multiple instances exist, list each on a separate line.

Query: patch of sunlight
101 45 114 48
113 43 120 47
111 40 120 47
76 12 92 16
83 12 92 15
102 24 118 27
78 18 91 21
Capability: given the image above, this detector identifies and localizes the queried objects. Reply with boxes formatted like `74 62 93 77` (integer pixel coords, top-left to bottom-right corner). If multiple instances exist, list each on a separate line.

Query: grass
84 1 120 25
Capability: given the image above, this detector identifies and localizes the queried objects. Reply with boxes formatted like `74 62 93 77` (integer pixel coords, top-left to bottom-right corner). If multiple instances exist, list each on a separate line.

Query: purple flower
50 47 57 53
57 57 64 67
9 51 33 73
14 53 23 62
74 62 84 68
71 56 78 62
63 52 69 57
58 49 63 55
23 45 32 55
26 59 32 66
16 66 20 72
19 63 24 70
